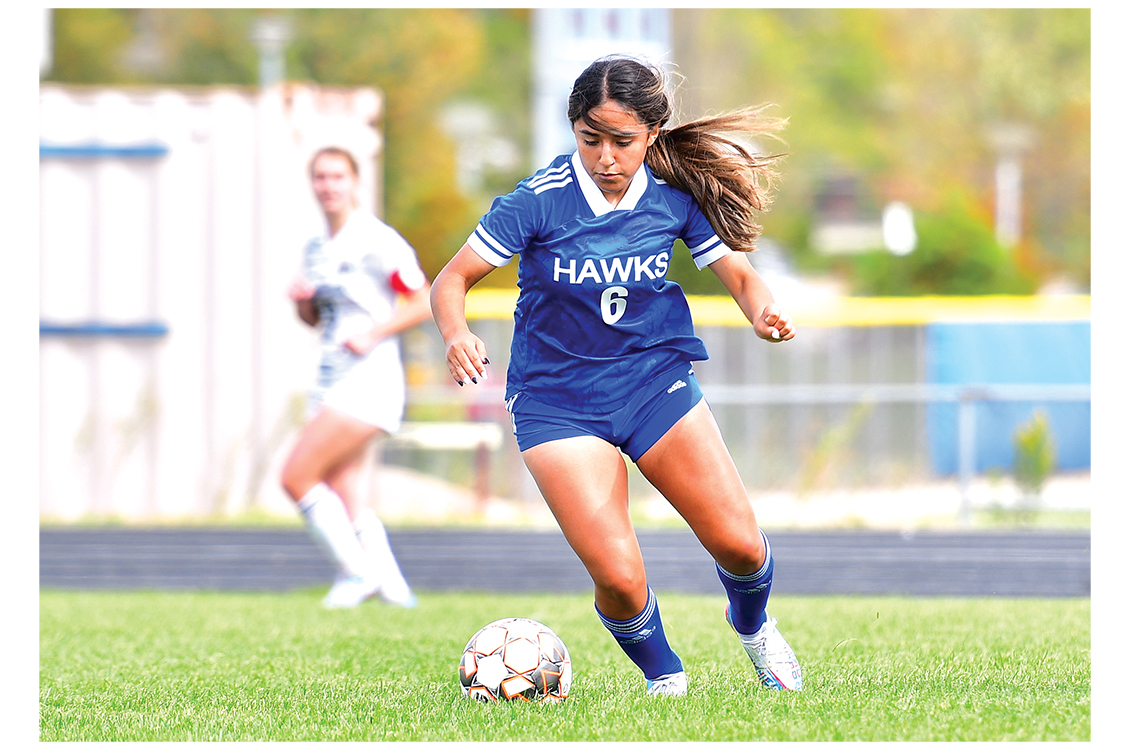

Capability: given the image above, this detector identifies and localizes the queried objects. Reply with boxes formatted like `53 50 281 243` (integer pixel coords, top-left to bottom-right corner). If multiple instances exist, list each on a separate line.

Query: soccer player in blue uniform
431 55 803 696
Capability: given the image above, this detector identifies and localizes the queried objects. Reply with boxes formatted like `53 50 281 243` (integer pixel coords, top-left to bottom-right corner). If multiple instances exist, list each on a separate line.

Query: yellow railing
465 289 1091 328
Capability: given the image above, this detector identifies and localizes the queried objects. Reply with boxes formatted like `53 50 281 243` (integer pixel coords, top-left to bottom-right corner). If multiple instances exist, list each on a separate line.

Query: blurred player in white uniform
281 146 432 609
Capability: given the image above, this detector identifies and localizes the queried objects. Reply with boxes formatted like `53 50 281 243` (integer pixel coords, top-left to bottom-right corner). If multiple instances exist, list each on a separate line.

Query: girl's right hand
757 302 795 342
287 276 316 301
445 330 490 386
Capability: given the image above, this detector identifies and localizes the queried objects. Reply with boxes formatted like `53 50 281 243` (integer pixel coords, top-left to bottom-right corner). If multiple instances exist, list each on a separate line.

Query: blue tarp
926 321 1090 475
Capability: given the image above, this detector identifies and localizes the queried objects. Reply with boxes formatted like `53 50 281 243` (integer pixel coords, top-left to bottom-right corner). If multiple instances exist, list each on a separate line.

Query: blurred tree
43 8 1089 294
848 190 1037 296
673 8 1089 294
49 9 136 83
43 8 531 285
286 9 484 280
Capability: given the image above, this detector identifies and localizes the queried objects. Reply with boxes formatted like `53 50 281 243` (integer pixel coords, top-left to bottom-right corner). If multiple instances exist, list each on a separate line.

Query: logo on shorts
667 379 687 394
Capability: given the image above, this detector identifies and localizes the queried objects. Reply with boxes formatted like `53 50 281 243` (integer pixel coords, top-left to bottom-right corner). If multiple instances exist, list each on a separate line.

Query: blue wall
926 321 1090 475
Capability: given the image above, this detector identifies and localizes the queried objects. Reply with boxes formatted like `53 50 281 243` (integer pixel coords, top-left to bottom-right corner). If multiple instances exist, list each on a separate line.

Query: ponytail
646 106 787 253
569 55 787 253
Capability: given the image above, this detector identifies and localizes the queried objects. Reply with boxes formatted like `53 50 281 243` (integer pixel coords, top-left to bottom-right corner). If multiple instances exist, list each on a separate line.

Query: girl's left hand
757 303 795 342
344 329 381 355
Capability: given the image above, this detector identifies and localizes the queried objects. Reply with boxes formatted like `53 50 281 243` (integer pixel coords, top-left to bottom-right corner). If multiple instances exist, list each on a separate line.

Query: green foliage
676 8 1089 290
43 9 1089 291
286 8 532 281
164 10 262 86
50 9 267 85
666 240 728 295
1012 410 1058 498
846 191 1037 295
40 590 1089 741
287 9 499 280
43 8 530 284
49 9 136 83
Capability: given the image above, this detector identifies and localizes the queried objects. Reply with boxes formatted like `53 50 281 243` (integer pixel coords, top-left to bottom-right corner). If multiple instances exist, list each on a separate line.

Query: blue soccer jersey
468 152 732 412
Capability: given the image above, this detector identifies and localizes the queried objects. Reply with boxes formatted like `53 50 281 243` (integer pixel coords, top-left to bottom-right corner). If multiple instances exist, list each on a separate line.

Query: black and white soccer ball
458 617 572 703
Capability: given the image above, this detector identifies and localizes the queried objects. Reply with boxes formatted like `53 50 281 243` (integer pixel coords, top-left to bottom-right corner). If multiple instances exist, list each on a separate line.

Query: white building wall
532 8 671 168
39 83 382 521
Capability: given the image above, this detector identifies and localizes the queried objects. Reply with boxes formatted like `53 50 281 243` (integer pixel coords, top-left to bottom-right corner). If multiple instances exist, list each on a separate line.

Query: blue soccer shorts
507 364 705 462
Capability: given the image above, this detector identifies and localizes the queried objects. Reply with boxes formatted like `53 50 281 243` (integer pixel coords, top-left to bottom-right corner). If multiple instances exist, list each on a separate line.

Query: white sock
297 484 373 579
354 508 412 600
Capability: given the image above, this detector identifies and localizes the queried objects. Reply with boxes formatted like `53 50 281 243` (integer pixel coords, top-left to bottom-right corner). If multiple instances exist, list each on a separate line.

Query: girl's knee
280 459 315 502
593 565 648 614
713 529 768 576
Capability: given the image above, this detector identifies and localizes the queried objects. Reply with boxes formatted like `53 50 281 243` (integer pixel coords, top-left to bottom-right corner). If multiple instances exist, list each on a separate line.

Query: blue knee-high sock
717 529 774 636
595 586 683 680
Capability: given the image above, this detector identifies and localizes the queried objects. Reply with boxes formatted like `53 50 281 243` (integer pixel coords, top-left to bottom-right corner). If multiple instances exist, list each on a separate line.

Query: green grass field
39 589 1089 742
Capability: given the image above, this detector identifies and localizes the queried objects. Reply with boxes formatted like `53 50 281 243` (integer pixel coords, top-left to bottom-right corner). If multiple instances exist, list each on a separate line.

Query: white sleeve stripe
529 162 569 184
528 163 571 189
688 235 732 270
472 223 514 258
532 176 573 195
468 228 514 267
689 235 724 258
692 243 731 270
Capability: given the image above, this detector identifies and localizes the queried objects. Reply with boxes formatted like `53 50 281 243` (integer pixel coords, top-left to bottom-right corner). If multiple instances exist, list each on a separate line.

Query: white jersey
302 210 427 430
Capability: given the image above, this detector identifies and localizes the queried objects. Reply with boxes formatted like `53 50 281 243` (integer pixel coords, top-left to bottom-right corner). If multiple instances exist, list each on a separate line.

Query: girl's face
573 100 659 206
310 154 358 217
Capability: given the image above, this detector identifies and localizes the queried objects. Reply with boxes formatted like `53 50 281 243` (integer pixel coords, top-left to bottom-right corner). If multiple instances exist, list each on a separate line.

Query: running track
39 528 1089 597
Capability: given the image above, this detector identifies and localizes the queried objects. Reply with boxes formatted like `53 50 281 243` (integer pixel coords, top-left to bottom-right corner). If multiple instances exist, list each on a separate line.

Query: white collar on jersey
324 207 363 242
571 151 649 217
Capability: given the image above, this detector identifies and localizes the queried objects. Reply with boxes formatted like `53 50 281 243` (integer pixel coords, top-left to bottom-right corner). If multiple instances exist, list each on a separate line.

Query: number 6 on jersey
601 286 628 325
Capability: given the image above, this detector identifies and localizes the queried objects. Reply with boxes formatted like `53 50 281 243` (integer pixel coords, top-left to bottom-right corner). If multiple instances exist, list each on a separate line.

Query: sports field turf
39 590 1089 742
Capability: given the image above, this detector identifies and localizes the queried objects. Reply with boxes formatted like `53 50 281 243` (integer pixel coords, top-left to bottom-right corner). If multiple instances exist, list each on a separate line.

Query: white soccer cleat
354 509 417 608
727 607 803 691
322 573 382 609
377 566 417 608
645 671 688 697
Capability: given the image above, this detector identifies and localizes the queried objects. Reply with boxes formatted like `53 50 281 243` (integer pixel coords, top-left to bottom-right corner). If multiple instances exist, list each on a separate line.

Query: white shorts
307 344 406 434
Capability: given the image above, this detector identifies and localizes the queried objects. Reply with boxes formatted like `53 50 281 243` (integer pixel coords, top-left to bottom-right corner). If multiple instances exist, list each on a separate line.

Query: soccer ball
458 617 572 703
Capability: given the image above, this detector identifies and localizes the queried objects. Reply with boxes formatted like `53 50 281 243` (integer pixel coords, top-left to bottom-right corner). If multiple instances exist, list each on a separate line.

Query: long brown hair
568 56 787 253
